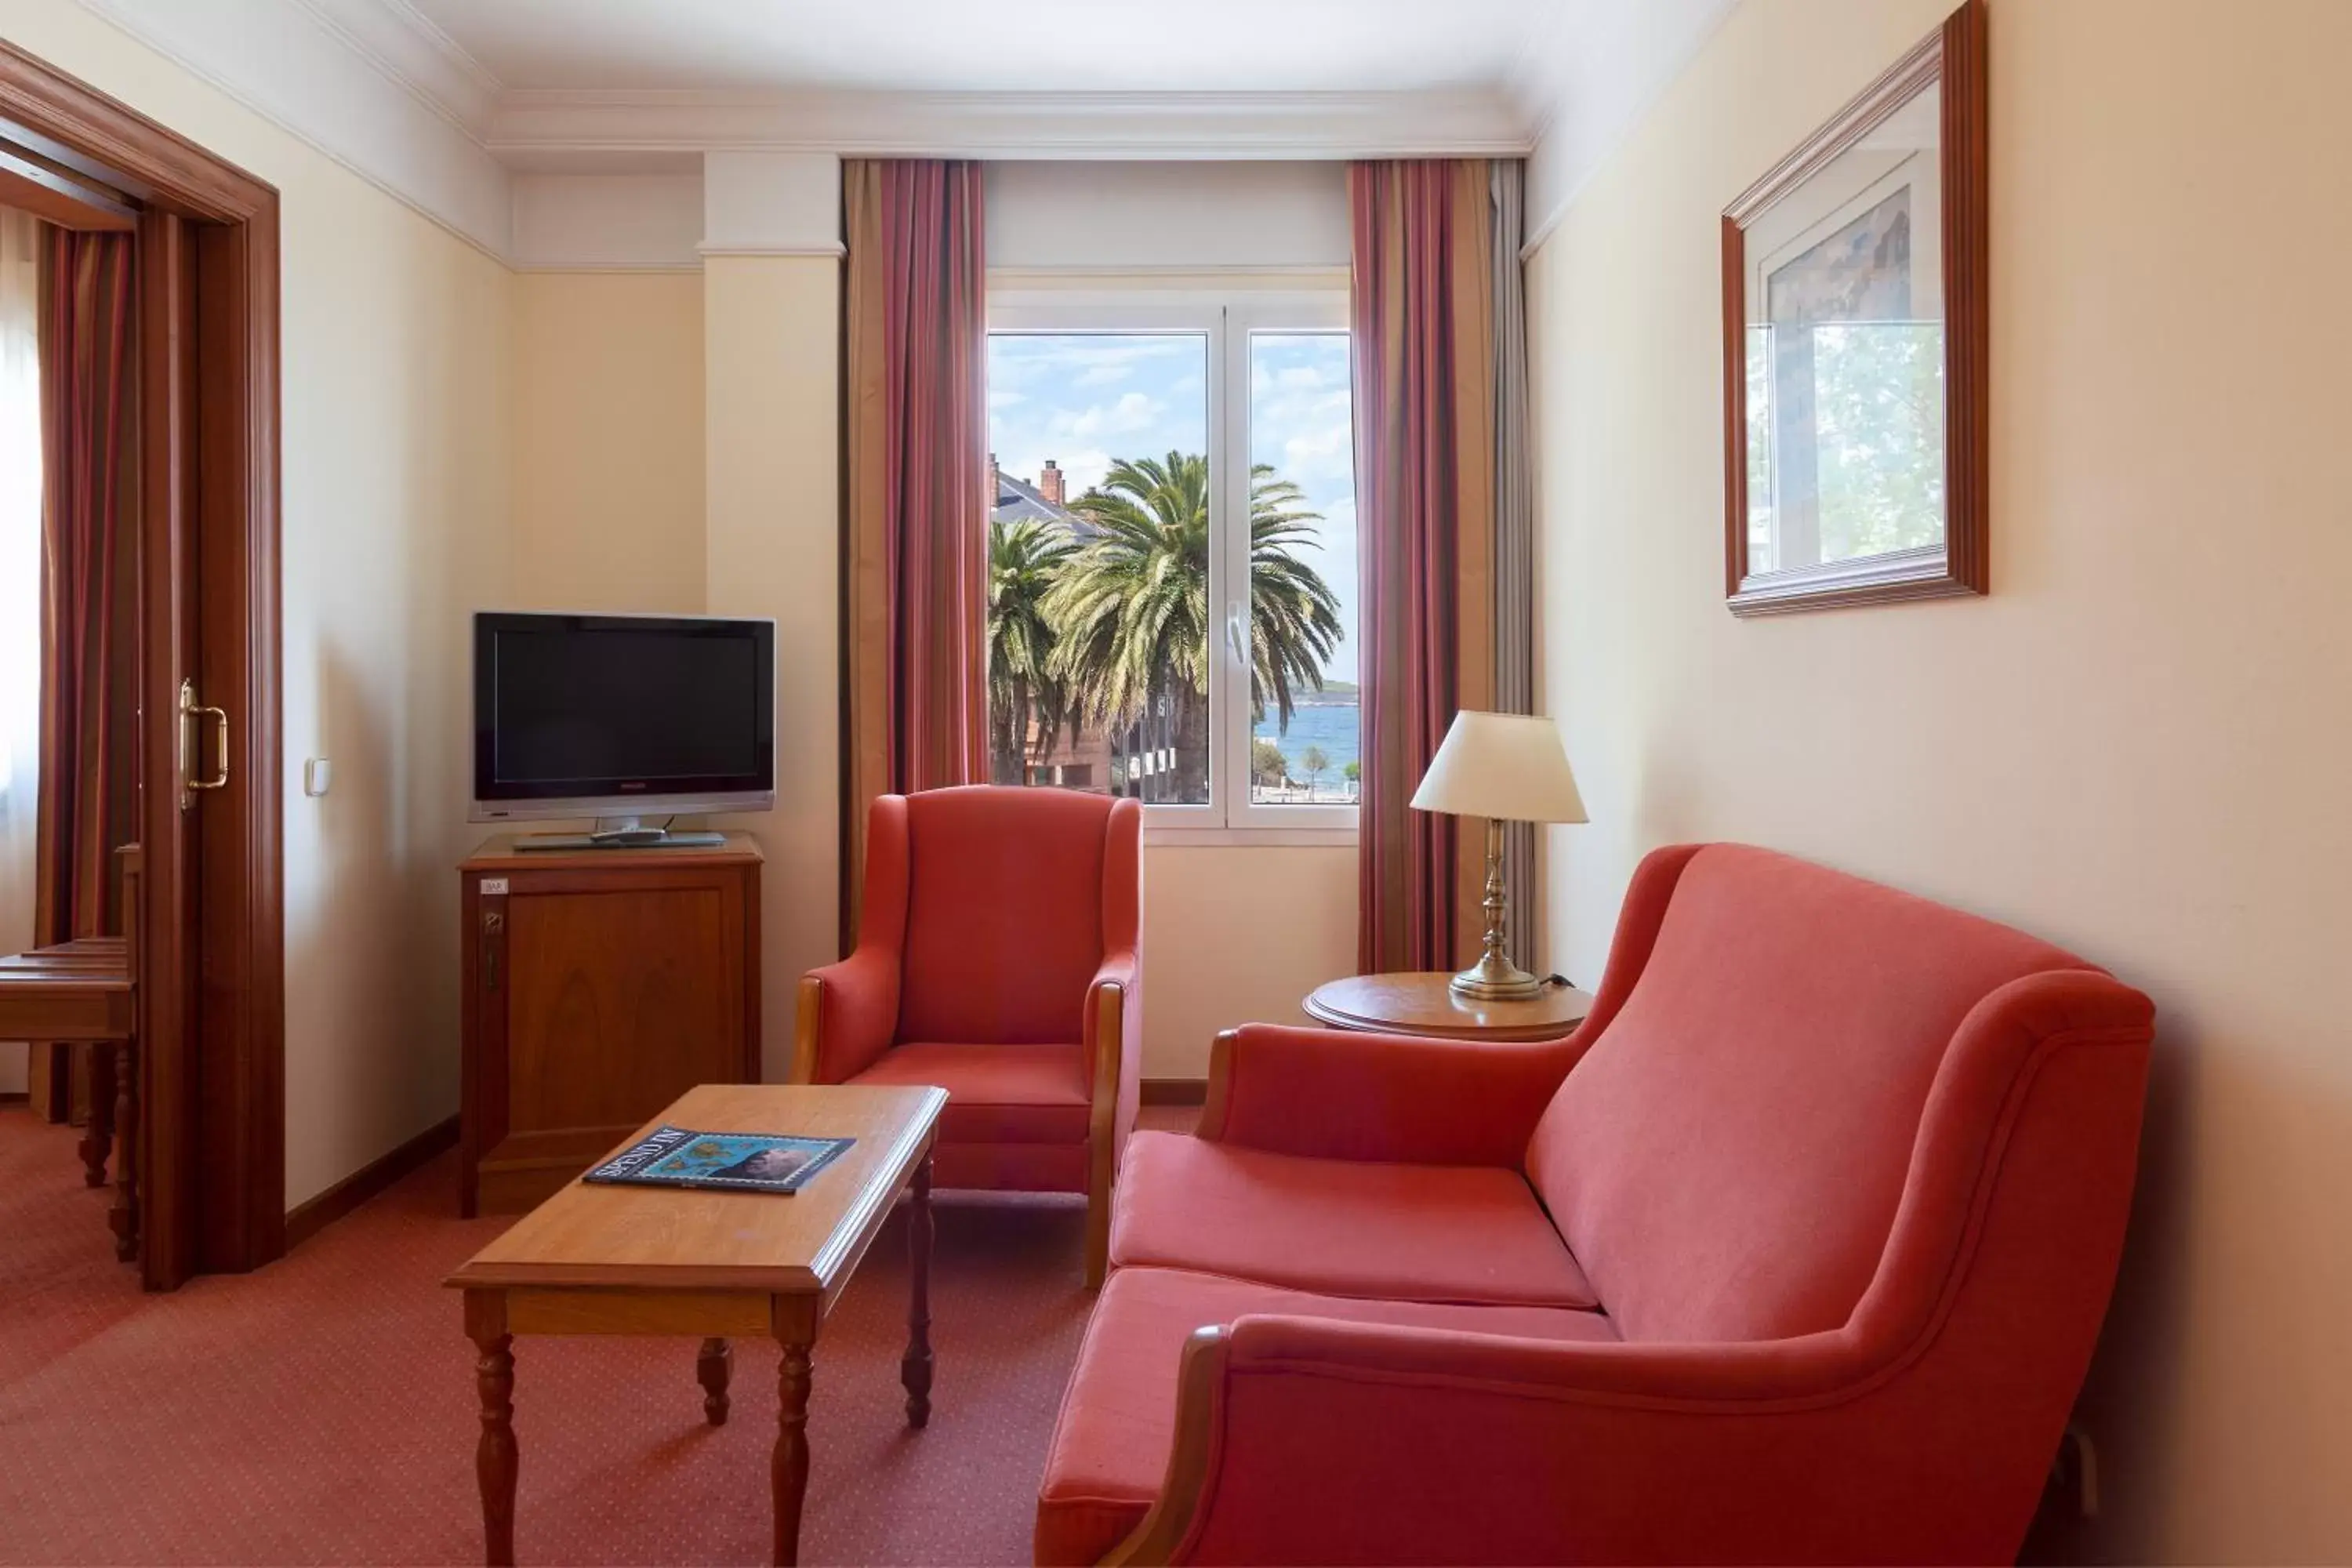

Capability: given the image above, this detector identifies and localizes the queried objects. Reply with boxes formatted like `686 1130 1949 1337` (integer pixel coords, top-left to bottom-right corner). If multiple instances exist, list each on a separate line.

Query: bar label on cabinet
480 878 508 896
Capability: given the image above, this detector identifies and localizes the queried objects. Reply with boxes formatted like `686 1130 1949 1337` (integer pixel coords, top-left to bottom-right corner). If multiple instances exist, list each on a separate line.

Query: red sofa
1035 843 2153 1564
793 786 1142 1284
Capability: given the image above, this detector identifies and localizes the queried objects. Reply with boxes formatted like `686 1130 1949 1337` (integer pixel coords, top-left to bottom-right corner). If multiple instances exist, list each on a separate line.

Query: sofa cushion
1111 1131 1598 1308
1034 1265 1616 1566
896 786 1111 1044
1526 843 2095 1345
848 1041 1089 1145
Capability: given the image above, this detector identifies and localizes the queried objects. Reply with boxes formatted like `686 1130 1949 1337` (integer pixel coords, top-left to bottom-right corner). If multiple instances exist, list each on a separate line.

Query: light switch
303 758 332 797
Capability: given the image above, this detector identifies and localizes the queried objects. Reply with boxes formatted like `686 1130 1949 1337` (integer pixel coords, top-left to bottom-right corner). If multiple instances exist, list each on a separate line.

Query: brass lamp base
1449 953 1548 1003
1449 816 1546 1002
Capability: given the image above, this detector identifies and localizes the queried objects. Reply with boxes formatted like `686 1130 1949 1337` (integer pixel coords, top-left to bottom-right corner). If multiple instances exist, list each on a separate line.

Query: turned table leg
772 1336 814 1566
468 1295 518 1567
79 1042 114 1188
902 1154 934 1428
108 1040 139 1264
697 1337 731 1425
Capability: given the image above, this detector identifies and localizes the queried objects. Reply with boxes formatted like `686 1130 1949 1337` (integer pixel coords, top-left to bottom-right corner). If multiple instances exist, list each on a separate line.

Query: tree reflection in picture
1723 0 1985 614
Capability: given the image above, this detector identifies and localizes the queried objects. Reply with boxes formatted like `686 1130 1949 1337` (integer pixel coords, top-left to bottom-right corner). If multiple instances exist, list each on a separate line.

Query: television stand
513 817 728 852
460 831 763 1214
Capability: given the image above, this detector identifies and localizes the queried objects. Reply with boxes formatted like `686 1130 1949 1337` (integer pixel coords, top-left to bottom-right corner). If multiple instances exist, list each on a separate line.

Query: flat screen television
471 612 775 842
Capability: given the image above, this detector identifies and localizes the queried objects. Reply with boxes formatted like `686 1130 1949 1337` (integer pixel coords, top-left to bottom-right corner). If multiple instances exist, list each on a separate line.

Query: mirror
1722 0 1985 614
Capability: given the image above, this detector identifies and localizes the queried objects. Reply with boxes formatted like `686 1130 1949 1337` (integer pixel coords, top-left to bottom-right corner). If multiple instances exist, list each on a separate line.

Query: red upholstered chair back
1527 844 2104 1346
892 786 1119 1045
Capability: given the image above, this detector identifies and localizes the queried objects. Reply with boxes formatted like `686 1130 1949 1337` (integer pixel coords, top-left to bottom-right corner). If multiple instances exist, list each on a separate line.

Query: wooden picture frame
1722 0 1986 615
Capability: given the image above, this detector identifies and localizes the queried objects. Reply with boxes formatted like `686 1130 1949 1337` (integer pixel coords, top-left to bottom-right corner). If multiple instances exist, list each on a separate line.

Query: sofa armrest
791 949 900 1084
1107 1317 1924 1566
1197 1023 1579 1167
1182 844 1712 1168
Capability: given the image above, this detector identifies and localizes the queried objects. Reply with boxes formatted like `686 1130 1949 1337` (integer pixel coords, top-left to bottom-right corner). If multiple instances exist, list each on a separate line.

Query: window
985 294 1356 835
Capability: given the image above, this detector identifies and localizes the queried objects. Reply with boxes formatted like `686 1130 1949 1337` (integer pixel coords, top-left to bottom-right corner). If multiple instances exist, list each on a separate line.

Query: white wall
1526 0 2352 1558
511 172 703 274
985 161 1349 274
0 0 517 1207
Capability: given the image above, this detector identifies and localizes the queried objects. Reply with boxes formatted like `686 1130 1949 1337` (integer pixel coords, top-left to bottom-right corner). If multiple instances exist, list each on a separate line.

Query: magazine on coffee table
583 1124 855 1194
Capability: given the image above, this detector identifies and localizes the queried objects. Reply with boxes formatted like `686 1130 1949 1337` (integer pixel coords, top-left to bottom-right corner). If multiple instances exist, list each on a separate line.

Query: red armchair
793 786 1142 1285
1036 843 2154 1563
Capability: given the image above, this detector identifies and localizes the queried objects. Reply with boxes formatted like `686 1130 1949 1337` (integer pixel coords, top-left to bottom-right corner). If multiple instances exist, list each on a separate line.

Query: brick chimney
1038 459 1065 506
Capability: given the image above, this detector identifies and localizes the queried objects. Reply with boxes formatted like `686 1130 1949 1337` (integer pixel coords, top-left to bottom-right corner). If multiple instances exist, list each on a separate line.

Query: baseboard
285 1114 459 1250
1141 1077 1207 1107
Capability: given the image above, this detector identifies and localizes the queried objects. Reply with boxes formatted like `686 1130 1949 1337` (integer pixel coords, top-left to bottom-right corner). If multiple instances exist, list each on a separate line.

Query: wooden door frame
0 41 284 1288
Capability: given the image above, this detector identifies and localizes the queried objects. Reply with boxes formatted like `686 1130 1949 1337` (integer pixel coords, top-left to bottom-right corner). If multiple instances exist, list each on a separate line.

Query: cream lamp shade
1410 711 1588 826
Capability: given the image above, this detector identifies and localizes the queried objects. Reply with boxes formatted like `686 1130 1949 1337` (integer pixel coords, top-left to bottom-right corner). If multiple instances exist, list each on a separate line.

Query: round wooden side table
1302 971 1595 1042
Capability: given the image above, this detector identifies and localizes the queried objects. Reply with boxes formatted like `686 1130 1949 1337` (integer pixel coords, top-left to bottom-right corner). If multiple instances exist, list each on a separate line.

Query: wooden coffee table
445 1082 947 1566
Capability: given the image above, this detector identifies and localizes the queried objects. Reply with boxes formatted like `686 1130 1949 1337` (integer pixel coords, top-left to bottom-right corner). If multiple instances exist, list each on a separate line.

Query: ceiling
74 0 1736 261
401 0 1571 98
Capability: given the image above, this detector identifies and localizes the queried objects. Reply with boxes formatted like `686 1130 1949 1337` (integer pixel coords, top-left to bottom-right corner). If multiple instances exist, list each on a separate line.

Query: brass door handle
180 679 230 797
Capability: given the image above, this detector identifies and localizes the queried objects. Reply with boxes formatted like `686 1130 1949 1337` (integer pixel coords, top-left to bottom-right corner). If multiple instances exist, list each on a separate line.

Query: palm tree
987 518 1077 785
1244 472 1345 735
1047 452 1342 800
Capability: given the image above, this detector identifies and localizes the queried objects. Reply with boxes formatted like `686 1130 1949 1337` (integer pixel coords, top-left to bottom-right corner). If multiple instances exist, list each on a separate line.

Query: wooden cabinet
459 833 762 1216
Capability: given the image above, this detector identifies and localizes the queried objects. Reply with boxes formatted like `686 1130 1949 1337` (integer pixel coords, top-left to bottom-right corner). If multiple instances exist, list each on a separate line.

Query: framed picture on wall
1722 0 1987 615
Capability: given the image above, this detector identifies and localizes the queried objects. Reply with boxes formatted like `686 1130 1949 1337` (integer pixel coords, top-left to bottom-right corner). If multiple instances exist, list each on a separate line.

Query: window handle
1225 604 1248 670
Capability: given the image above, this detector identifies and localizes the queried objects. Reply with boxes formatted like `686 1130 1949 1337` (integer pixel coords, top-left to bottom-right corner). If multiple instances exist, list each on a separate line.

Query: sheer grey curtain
0 208 42 1095
1490 162 1540 972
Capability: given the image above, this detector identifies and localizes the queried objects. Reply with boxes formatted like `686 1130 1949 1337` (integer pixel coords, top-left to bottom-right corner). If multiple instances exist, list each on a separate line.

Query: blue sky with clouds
987 330 1359 684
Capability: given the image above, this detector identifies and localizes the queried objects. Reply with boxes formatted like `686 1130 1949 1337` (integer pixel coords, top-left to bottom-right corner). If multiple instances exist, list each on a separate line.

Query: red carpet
0 1105 1189 1566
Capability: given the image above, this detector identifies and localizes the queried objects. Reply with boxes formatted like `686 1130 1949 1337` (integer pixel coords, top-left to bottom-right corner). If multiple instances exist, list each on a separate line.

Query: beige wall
1526 0 2352 1558
510 273 706 613
0 0 517 1207
1142 844 1356 1078
702 256 841 1076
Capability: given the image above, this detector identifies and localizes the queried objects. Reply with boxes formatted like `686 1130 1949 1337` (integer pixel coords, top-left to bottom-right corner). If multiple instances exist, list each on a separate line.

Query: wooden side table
1304 971 1595 1042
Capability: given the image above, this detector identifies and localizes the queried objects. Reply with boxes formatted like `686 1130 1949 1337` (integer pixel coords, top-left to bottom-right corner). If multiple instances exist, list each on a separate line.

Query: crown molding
72 0 512 258
287 0 503 130
1515 0 1738 255
696 244 844 258
67 0 1727 271
485 88 1537 165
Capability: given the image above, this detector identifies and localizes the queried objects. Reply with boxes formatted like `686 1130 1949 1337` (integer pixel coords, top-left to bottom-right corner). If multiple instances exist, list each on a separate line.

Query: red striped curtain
843 160 989 935
32 227 136 1120
1350 161 1497 975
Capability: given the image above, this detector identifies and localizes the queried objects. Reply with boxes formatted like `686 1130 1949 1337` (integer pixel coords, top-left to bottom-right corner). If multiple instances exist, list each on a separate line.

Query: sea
1254 696 1359 782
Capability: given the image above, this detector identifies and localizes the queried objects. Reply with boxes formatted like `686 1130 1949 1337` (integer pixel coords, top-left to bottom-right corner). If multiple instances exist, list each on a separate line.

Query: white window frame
989 289 1358 844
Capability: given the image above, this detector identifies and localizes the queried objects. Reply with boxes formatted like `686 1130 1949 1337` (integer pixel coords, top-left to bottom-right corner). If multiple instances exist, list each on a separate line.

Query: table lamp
1410 710 1588 1001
